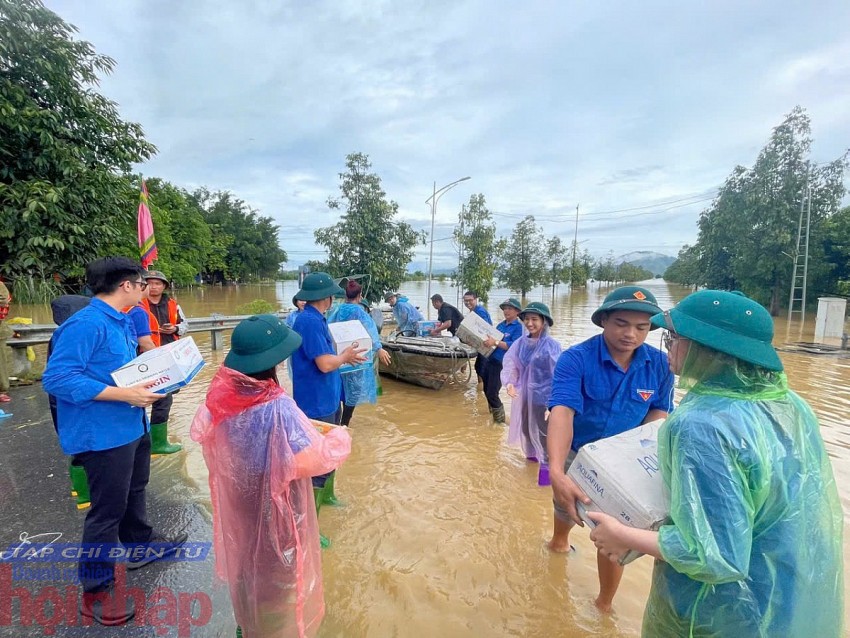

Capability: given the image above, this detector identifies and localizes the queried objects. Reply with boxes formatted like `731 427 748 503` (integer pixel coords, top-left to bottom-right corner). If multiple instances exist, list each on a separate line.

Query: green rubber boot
236 626 242 638
150 422 183 455
313 485 332 549
69 462 90 510
322 471 341 506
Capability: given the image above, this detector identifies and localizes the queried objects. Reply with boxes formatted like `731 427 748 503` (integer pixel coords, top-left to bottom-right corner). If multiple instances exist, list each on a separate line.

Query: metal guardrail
4 308 397 376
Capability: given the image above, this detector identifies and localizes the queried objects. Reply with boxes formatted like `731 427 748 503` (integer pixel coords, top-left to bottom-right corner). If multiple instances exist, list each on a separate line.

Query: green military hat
294 272 344 301
519 301 553 326
499 297 522 312
651 290 783 371
591 285 663 329
144 270 170 288
224 314 303 375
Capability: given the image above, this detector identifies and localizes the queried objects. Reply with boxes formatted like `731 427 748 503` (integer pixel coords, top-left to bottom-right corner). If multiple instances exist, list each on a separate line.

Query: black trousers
150 392 174 425
474 355 487 382
483 359 503 410
74 434 154 592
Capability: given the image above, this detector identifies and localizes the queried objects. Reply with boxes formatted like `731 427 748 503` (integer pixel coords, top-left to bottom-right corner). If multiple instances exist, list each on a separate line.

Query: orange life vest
141 297 180 343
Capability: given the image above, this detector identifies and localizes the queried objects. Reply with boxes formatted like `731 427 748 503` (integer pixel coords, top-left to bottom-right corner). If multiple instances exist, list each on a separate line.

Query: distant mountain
617 251 675 276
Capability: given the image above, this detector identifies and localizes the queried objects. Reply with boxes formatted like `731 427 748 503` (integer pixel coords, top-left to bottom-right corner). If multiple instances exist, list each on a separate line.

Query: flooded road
13 279 850 636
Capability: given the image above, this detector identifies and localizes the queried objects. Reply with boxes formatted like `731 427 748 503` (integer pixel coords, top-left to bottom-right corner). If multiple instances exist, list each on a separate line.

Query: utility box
814 297 847 346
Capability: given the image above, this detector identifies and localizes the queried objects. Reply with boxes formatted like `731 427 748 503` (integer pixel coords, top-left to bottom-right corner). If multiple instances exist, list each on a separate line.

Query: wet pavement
0 384 235 637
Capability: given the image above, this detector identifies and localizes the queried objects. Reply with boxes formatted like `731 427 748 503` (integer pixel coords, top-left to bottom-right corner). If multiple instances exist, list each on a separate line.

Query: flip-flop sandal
0 394 10 403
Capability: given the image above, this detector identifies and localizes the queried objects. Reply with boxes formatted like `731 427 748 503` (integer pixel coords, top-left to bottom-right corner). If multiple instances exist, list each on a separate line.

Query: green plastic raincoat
644 343 844 637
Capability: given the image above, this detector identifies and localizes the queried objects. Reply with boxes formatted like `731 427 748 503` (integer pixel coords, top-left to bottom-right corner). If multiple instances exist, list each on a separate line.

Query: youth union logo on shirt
636 389 654 401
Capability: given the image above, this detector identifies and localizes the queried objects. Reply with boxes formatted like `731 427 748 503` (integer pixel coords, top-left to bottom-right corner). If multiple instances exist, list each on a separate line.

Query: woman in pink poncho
501 302 561 486
191 315 352 638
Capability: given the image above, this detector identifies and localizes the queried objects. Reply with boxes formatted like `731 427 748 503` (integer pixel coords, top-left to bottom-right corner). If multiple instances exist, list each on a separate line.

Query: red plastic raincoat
191 366 352 638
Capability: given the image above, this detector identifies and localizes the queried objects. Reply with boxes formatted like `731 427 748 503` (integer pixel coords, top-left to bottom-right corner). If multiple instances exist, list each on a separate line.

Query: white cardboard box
328 320 372 372
111 336 205 394
456 311 504 357
567 419 669 565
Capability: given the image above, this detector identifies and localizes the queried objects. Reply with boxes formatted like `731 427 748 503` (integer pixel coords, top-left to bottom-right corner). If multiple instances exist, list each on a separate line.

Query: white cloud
46 0 850 267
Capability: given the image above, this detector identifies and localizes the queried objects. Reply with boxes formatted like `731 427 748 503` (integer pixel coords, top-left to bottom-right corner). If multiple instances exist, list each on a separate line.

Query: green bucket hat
294 272 344 302
499 297 522 312
144 270 170 288
224 314 302 375
650 290 783 371
591 286 663 329
519 301 553 326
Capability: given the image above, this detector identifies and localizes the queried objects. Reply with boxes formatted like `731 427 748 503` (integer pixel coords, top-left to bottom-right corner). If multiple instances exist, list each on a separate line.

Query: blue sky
47 0 850 269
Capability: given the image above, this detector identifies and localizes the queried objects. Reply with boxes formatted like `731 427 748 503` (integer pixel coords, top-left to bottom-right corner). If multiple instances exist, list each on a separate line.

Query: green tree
314 152 423 303
143 178 213 285
544 236 570 296
454 194 499 303
693 107 847 313
0 0 156 281
593 252 618 285
821 205 850 295
567 240 592 287
194 189 287 282
663 244 702 289
500 215 546 298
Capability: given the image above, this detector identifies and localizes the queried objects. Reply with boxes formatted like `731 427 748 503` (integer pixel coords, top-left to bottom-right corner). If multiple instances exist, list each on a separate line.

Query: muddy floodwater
15 280 850 636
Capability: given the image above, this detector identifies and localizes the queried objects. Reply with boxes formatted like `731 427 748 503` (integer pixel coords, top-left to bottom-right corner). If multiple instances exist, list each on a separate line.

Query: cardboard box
567 419 669 565
417 320 439 336
328 320 372 373
456 312 504 357
111 336 205 395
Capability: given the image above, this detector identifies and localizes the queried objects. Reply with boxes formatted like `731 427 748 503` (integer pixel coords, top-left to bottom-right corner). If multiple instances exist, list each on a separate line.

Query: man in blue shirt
291 272 368 425
546 285 673 613
463 290 492 384
481 297 524 423
43 257 187 626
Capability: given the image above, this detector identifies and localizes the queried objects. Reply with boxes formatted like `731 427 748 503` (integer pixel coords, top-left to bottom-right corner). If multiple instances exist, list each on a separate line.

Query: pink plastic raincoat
191 366 352 638
501 329 561 460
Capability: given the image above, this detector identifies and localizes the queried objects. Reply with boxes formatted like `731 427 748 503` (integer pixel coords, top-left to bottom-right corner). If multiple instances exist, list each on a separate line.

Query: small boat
379 334 477 390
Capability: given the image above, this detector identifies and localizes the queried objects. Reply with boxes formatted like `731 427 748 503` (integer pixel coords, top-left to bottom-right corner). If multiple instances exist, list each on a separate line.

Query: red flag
137 180 157 268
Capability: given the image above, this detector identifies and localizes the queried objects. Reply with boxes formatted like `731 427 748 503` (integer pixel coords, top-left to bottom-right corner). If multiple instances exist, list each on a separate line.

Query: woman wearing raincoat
190 315 352 638
501 302 561 486
328 280 391 426
587 290 844 637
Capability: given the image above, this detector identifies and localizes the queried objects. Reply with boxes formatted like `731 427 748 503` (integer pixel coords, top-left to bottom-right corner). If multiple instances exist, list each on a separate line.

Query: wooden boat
379 334 477 390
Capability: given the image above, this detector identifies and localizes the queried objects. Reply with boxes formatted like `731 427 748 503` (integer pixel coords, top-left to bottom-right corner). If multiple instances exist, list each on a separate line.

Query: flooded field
12 279 850 636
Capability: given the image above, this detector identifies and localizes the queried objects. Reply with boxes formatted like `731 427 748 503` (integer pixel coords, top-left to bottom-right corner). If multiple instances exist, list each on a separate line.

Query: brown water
14 280 850 636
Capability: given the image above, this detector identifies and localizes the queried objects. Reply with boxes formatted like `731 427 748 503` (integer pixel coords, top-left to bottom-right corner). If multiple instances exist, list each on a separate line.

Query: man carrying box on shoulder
546 286 674 613
42 257 188 627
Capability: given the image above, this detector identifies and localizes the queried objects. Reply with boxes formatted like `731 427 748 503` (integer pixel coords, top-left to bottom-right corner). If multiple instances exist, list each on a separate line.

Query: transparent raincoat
501 328 561 460
328 302 383 406
190 366 352 638
391 296 422 333
645 342 844 637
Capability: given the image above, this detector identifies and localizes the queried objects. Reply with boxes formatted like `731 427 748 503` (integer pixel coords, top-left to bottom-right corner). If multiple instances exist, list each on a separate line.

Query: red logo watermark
0 563 212 636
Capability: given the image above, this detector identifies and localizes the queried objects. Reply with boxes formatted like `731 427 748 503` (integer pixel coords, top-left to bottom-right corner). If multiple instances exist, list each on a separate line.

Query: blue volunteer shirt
489 318 523 363
42 298 147 455
291 304 342 418
548 333 674 451
128 305 152 340
473 304 492 324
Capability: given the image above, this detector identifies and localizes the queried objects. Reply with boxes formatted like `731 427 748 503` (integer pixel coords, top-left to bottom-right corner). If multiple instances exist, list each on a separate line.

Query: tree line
453 204 654 302
663 107 849 314
0 0 285 299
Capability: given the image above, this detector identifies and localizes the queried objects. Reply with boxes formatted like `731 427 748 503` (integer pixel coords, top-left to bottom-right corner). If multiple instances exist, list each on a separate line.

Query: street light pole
425 176 471 319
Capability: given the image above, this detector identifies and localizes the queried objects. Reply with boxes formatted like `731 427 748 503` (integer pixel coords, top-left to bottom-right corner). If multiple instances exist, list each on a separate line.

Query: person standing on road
140 270 187 454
